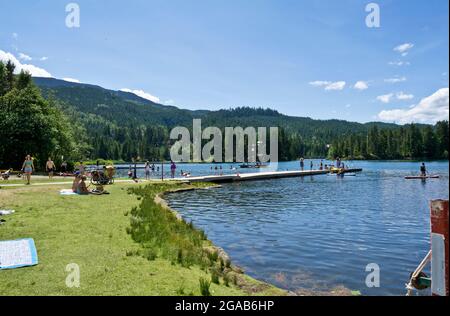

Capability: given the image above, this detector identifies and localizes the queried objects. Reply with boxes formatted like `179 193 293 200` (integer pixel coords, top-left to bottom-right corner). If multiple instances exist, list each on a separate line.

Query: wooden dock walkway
177 169 330 183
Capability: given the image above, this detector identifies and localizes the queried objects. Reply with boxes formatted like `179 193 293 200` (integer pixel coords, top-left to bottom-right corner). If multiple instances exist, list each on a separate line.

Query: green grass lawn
0 177 73 185
0 181 285 296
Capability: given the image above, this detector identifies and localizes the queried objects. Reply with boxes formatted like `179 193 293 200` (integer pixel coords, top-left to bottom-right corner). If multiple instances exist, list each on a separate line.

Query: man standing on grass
46 158 56 179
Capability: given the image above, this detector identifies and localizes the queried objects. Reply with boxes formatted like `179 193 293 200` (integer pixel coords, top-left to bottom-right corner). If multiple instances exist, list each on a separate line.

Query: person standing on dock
144 161 151 180
320 160 324 170
310 161 314 170
420 163 427 177
170 160 177 178
300 158 305 171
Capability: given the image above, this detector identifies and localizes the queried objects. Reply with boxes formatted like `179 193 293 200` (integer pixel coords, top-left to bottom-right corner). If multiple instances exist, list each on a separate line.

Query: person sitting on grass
76 175 109 195
77 176 91 195
72 173 81 193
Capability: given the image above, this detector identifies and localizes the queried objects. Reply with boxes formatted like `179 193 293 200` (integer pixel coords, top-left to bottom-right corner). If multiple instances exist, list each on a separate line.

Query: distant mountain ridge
33 77 398 132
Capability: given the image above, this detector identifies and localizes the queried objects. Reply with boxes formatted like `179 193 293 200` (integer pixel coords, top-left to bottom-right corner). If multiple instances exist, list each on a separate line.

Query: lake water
164 160 449 296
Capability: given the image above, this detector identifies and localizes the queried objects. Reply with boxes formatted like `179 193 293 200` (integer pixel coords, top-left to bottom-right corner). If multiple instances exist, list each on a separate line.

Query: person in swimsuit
77 176 90 195
144 161 151 180
46 157 56 179
420 163 427 177
77 162 86 175
21 155 34 185
72 173 81 193
61 161 68 177
170 161 176 178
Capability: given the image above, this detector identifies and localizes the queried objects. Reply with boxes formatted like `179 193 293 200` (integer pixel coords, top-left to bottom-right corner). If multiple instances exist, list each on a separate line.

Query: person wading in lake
46 157 56 179
21 155 35 185
420 163 427 177
300 158 305 171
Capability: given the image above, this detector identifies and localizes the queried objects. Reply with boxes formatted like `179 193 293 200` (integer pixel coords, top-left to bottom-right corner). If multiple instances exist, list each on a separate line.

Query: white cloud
394 43 414 55
19 53 32 61
389 61 410 66
40 56 49 61
377 93 394 103
325 81 346 91
378 88 449 124
396 92 414 100
0 50 52 77
62 78 80 83
309 81 331 87
384 77 407 83
309 80 346 91
120 88 160 103
354 81 369 90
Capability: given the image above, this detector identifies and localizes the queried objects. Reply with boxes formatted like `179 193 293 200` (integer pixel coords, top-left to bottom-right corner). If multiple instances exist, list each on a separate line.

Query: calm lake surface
164 160 449 296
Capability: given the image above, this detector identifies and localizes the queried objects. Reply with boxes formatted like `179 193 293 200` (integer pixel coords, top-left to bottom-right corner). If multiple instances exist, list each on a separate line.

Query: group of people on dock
299 158 328 171
1 154 433 186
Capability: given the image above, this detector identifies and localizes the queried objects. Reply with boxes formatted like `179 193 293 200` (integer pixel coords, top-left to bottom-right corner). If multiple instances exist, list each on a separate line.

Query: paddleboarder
420 163 427 177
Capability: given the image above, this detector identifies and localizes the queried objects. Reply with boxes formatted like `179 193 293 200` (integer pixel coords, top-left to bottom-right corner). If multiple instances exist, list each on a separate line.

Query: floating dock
178 169 330 183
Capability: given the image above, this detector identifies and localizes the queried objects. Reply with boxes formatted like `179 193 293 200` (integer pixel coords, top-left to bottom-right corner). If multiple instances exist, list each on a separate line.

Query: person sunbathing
77 176 91 195
72 173 81 192
76 176 110 195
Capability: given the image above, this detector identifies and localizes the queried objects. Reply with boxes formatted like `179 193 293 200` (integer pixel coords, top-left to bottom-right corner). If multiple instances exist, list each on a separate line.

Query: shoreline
156 183 357 296
151 183 290 296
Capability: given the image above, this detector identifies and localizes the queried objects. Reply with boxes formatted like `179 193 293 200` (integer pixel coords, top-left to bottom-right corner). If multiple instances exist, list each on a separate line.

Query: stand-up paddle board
405 175 440 180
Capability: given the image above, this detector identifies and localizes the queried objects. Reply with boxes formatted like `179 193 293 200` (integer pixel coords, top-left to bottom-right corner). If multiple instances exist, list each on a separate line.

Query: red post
430 199 449 296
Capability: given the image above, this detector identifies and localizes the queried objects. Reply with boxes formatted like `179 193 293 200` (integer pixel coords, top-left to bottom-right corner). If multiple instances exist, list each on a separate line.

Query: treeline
0 61 84 169
328 123 449 160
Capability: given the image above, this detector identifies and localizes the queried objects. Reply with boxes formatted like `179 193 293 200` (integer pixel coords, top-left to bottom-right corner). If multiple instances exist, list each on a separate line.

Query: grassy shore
0 180 285 296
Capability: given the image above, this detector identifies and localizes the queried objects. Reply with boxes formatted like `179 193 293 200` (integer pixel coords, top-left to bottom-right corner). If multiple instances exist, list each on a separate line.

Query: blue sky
1 0 448 123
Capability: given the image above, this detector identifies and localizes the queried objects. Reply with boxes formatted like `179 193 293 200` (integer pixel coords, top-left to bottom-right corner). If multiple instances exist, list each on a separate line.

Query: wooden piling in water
431 199 449 296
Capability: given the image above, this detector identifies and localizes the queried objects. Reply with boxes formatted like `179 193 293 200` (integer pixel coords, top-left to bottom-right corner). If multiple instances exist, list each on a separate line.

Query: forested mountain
31 77 448 163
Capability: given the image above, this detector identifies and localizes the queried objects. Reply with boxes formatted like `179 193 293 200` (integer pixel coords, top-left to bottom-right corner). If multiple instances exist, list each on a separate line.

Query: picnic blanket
60 189 78 196
0 238 38 270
